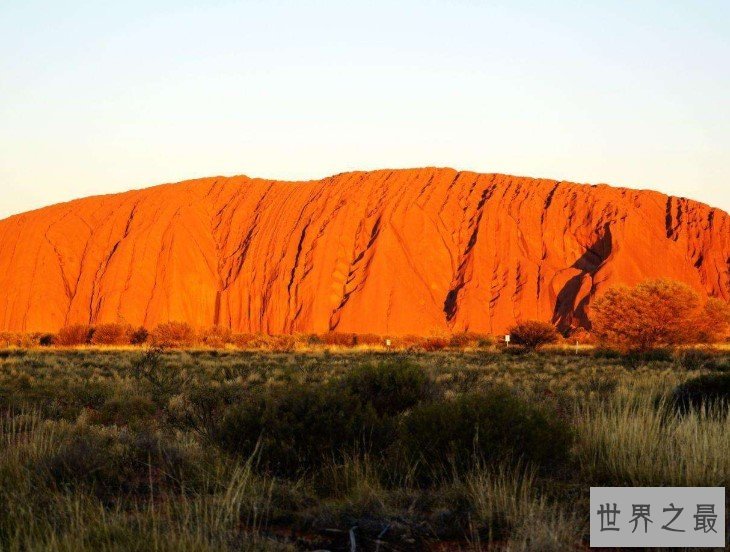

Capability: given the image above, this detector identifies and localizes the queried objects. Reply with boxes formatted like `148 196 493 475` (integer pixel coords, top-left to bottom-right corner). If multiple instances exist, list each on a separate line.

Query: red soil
0 168 727 335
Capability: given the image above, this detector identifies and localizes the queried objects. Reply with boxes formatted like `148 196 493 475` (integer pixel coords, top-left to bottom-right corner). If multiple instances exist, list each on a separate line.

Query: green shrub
40 429 206 500
131 348 191 407
399 388 571 478
623 347 674 367
341 359 435 416
673 348 722 371
592 347 623 359
65 382 113 414
508 321 559 351
170 383 248 440
476 335 496 348
670 373 730 415
95 395 157 427
7 381 113 420
214 386 381 477
213 392 266 454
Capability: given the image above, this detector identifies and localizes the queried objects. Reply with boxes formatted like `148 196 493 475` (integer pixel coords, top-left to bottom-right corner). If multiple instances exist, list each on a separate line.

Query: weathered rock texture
0 168 728 334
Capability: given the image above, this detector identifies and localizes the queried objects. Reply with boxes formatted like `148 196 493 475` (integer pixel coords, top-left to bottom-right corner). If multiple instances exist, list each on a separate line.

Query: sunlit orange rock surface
0 168 728 335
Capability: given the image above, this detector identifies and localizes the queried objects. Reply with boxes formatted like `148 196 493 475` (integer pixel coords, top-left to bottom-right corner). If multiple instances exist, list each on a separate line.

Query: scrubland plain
1 347 728 550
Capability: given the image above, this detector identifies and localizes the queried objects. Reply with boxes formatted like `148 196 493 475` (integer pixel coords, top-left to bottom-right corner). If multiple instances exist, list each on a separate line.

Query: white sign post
505 334 511 347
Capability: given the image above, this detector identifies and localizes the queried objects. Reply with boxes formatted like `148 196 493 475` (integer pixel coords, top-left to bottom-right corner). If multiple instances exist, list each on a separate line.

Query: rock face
0 168 728 335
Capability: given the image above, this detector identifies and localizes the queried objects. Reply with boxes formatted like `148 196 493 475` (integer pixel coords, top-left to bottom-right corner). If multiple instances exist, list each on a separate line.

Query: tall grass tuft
574 390 730 486
464 463 582 550
0 411 287 551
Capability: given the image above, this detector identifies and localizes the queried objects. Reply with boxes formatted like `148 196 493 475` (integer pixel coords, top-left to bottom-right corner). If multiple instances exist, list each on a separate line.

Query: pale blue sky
1 0 729 218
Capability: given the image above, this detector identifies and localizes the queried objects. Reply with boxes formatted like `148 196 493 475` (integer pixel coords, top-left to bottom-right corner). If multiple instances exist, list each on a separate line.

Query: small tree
91 323 133 345
508 320 559 351
56 324 93 346
39 333 56 347
591 279 728 350
150 321 196 348
695 298 730 343
130 327 149 345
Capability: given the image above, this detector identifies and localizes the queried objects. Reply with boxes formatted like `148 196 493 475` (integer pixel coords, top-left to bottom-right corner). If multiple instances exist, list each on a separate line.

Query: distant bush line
0 322 511 350
0 319 727 352
2 323 503 350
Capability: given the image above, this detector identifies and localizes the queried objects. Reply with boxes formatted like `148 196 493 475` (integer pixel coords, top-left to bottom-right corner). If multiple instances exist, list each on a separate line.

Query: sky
1 0 729 219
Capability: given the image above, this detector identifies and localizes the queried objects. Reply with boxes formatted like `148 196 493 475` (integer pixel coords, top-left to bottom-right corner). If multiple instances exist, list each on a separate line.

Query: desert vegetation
1 323 492 352
0 347 728 550
591 279 730 351
0 279 728 549
507 321 559 351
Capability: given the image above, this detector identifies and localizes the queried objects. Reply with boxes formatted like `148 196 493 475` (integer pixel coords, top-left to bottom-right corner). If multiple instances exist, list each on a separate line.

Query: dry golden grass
0 349 727 550
575 389 730 486
465 463 583 550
